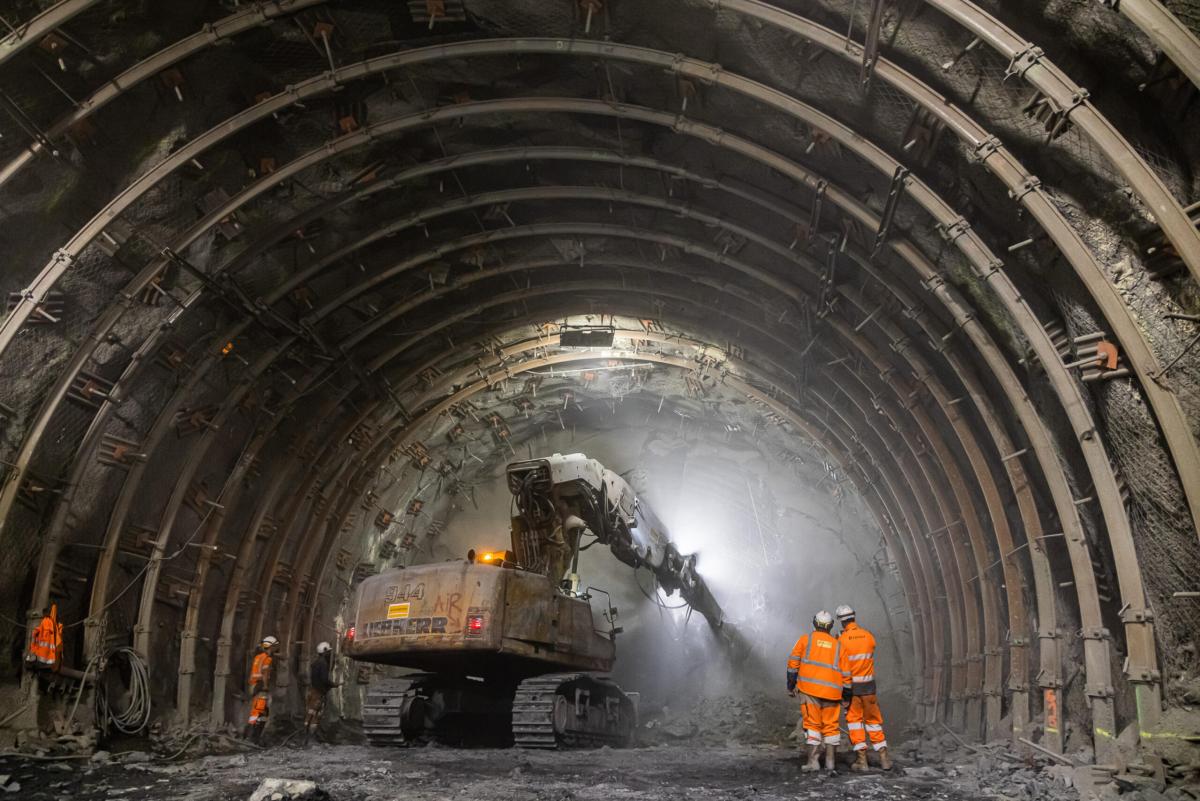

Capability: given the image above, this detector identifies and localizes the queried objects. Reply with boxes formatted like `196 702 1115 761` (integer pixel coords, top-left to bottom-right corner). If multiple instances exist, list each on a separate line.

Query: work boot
849 749 869 773
876 746 893 771
823 744 838 777
801 743 821 773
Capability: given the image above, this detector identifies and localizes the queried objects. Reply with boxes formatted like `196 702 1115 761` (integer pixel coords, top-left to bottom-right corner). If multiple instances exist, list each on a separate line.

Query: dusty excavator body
349 560 615 676
348 453 729 748
348 557 635 748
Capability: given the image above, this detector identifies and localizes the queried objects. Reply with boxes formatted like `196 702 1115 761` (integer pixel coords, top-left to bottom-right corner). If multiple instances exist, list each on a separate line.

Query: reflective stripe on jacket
250 652 273 691
788 630 849 701
838 621 877 696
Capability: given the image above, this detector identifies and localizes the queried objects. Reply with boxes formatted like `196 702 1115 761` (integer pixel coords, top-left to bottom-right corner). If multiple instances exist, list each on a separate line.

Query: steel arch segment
716 0 1200 543
922 0 1200 287
0 0 328 187
0 0 98 67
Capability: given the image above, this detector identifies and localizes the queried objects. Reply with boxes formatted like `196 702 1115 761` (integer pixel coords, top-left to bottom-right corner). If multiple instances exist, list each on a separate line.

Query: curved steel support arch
4 54 1147 743
917 0 1200 284
0 0 327 187
707 0 1200 540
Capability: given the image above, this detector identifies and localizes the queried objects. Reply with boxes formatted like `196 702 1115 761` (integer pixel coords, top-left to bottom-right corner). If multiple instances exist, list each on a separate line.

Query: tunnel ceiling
1 0 1200 754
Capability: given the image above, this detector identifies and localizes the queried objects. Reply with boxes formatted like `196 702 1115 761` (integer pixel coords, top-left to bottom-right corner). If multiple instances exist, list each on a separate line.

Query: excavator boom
506 453 728 632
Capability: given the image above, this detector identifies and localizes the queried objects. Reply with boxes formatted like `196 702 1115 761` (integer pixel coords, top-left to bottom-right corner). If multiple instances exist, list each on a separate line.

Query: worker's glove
786 669 798 695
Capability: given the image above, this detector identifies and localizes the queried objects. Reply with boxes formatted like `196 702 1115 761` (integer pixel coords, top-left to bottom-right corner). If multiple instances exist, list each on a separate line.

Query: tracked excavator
347 453 730 749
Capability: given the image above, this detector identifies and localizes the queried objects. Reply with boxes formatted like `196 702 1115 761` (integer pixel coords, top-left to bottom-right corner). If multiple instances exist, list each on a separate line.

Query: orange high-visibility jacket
249 652 273 692
838 621 878 696
26 604 62 669
788 630 849 701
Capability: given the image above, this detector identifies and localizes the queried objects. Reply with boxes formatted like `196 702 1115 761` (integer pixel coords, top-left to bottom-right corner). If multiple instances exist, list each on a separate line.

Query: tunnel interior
1 0 1200 794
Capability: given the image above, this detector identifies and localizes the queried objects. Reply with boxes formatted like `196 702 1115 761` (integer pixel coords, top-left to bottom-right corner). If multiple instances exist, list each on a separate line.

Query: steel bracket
1080 626 1111 641
1004 45 1044 81
1010 636 1029 647
922 273 946 292
936 217 971 242
1124 665 1161 684
1119 606 1154 624
1085 683 1115 699
978 258 1004 280
970 135 1001 163
1008 682 1030 693
983 646 1005 657
1009 175 1043 202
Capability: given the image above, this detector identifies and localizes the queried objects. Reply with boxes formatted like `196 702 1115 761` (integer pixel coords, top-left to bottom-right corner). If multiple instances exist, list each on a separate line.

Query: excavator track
362 675 433 746
512 673 637 749
364 674 514 747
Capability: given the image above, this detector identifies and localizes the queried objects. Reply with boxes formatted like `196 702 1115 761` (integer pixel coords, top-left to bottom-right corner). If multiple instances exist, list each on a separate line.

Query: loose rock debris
1 736 1196 801
0 741 1064 801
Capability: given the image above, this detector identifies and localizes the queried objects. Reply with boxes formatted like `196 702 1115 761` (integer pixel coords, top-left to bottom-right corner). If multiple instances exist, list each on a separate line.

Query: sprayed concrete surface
8 743 988 801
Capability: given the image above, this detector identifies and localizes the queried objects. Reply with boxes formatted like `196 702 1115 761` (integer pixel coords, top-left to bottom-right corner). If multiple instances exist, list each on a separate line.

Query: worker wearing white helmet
787 610 850 776
304 641 342 744
244 635 278 742
836 605 892 771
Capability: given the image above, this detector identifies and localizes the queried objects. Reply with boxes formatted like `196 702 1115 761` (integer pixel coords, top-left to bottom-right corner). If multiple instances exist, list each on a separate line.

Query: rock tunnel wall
0 0 1195 765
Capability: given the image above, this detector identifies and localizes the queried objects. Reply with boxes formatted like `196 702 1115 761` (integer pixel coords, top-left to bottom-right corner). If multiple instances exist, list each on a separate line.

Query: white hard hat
835 604 856 621
262 635 279 647
813 610 834 630
316 641 332 654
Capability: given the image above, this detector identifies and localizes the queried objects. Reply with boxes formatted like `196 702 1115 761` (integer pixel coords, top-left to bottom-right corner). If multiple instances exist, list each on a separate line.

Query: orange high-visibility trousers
800 694 841 745
248 694 270 725
846 694 887 751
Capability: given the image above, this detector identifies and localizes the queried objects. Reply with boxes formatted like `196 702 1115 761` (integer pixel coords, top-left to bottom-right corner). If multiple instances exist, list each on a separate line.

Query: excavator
346 453 731 749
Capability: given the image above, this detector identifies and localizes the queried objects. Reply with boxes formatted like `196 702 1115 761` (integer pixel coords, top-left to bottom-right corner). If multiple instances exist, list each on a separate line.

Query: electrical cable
97 646 151 735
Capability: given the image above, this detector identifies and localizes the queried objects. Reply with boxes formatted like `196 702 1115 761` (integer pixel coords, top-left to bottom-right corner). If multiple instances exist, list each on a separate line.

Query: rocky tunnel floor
3 741 1075 801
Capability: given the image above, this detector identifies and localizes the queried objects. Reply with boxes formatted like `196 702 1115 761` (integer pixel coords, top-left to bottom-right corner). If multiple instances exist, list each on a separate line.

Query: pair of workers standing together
787 604 891 776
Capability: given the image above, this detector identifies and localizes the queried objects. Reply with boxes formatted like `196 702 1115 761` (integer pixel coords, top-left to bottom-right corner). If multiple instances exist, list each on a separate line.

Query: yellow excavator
346 453 731 748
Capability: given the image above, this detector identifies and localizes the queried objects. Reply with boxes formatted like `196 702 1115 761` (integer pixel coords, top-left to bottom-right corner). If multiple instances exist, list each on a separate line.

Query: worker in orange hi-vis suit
836 604 893 771
787 609 849 776
244 635 278 743
25 604 63 670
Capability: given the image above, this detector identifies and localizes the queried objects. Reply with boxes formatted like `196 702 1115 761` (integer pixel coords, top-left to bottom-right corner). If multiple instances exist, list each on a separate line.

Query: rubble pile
641 695 796 745
894 732 1078 801
893 728 1200 801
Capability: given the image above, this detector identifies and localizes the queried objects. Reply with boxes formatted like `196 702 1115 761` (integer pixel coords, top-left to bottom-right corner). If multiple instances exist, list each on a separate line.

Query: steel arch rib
713 0 1200 543
4 26 1194 552
0 0 98 67
4 47 1147 738
921 0 1200 285
0 0 327 187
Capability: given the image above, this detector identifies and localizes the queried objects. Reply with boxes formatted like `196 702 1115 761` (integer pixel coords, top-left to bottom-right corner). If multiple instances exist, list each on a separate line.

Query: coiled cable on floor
96 646 151 734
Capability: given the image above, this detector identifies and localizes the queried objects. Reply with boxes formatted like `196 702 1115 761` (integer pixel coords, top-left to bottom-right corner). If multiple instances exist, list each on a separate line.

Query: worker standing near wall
787 609 848 776
24 604 62 671
836 605 892 771
304 641 341 744
244 635 278 743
